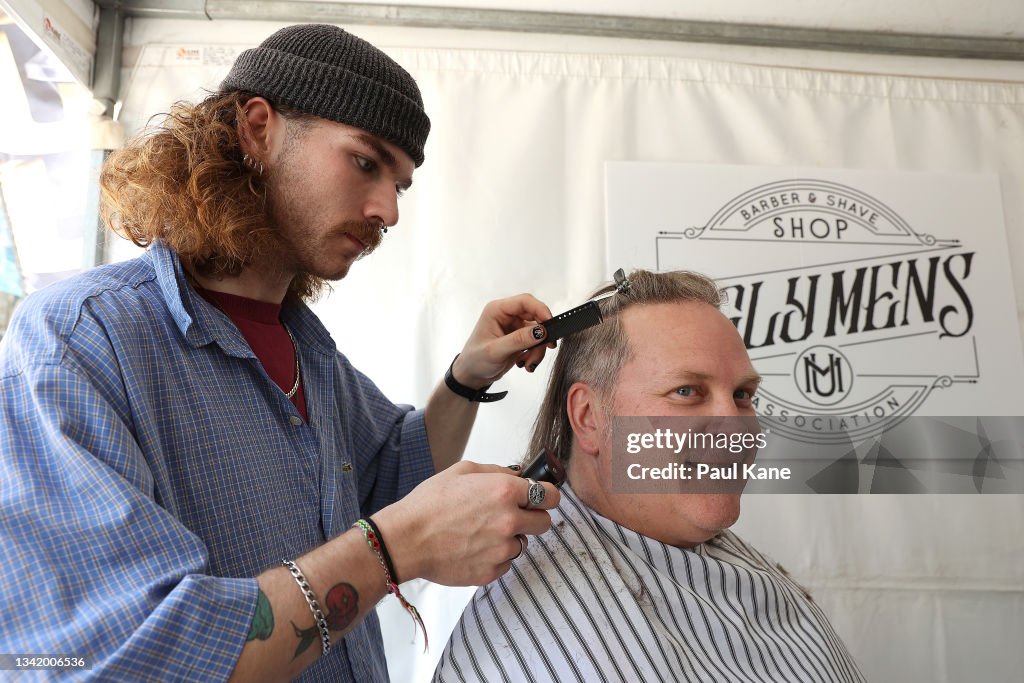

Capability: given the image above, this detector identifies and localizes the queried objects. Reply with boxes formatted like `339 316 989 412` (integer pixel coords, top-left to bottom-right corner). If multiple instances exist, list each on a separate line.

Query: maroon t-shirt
197 288 308 421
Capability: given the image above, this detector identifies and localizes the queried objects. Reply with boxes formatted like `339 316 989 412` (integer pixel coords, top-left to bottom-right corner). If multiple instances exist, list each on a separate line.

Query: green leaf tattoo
291 583 359 660
291 624 318 660
247 589 274 641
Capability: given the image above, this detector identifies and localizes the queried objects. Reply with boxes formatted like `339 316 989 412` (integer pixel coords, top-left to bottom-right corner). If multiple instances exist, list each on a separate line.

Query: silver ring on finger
512 534 527 561
525 478 546 508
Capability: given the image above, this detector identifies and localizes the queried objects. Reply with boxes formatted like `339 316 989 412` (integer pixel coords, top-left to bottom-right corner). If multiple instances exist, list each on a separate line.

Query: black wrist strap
444 354 507 402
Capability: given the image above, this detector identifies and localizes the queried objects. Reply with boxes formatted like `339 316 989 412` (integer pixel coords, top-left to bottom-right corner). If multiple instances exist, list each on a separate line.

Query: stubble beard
262 163 384 284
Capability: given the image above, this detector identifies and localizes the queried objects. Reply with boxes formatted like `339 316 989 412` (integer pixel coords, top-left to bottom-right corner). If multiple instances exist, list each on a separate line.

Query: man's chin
309 254 357 281
692 494 742 533
323 248 373 281
324 265 352 281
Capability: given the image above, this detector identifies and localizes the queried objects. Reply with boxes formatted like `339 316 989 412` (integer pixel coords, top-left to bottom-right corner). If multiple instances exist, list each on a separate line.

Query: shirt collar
145 240 336 356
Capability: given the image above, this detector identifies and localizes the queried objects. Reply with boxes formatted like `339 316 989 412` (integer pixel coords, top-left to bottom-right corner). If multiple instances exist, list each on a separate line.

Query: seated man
435 269 864 682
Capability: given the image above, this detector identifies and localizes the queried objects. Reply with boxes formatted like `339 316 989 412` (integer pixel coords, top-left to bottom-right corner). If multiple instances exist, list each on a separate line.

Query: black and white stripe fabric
434 485 863 683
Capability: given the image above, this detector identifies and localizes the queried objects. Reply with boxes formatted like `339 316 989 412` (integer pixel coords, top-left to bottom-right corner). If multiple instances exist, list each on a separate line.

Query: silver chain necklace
196 282 300 399
283 325 301 399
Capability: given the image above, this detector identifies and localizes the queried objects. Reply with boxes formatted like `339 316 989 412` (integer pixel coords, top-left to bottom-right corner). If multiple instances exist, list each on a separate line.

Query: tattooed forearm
247 589 275 641
291 583 359 659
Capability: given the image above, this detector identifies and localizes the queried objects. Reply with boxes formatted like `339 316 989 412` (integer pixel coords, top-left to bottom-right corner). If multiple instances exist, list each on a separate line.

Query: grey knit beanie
221 24 430 166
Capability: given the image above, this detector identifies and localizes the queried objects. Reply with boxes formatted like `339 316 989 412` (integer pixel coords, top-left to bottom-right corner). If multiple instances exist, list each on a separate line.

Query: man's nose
365 183 399 229
709 392 742 417
704 393 759 450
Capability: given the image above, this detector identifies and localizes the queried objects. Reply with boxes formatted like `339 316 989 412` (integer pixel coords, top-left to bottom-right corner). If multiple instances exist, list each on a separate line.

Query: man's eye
675 386 696 397
396 185 406 198
355 156 375 172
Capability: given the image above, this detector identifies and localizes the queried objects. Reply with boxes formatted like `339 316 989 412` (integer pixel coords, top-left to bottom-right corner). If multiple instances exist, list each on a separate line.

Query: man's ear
238 97 276 158
566 381 605 457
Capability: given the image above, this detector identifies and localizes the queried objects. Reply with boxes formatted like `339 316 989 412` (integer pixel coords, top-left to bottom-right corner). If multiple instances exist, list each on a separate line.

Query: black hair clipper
519 447 566 488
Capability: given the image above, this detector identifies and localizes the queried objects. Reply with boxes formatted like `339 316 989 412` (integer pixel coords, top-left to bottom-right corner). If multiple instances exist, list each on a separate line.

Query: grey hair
526 269 723 465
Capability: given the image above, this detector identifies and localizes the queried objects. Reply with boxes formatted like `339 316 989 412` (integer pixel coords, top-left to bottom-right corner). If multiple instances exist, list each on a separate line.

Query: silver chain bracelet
281 559 331 657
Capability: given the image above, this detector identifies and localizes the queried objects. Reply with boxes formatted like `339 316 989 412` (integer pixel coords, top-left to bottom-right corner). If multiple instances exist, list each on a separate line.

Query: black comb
532 300 603 347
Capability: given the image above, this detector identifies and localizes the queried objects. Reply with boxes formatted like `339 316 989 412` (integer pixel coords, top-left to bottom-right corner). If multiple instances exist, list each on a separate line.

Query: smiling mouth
683 460 734 468
681 453 753 468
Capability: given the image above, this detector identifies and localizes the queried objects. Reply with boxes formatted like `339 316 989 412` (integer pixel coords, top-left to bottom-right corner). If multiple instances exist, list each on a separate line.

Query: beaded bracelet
362 516 399 584
281 559 331 657
353 518 428 650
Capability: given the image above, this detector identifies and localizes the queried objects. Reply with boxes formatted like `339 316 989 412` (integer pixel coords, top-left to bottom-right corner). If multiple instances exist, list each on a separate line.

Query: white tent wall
320 0 1024 37
0 0 95 83
112 13 1024 683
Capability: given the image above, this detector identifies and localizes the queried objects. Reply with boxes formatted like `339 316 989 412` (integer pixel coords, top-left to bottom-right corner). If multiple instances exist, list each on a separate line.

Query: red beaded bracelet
353 518 428 650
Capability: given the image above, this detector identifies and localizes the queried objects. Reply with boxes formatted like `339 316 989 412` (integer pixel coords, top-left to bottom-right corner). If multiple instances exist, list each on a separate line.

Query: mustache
340 220 386 256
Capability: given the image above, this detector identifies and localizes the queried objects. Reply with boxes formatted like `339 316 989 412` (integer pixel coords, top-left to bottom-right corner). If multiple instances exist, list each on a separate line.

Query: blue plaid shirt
0 241 434 681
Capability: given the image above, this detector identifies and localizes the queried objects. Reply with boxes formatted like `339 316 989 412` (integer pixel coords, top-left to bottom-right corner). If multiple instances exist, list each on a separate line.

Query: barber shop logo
795 345 852 406
655 179 980 444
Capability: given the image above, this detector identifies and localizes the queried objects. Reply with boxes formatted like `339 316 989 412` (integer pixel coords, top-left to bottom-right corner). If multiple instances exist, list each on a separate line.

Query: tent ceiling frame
96 1 1024 62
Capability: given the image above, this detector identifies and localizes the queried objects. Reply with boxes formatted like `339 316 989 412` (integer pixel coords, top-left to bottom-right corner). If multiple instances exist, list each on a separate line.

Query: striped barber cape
434 485 863 683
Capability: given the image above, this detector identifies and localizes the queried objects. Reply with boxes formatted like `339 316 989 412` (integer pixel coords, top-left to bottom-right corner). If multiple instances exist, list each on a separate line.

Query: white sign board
606 163 1024 426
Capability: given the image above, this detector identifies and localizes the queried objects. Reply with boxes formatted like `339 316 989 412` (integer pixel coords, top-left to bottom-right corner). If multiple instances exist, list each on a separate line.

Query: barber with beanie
0 24 559 682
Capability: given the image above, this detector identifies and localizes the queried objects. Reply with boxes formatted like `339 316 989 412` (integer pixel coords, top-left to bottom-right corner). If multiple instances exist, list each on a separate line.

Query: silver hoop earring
242 153 264 176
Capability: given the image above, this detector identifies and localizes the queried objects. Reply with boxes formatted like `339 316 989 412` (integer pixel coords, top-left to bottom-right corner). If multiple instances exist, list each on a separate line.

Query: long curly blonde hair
100 90 323 301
